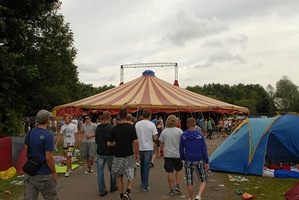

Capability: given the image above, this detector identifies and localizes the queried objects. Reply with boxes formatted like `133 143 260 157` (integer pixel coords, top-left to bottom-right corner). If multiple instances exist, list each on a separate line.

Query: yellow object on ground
55 164 79 173
0 167 17 180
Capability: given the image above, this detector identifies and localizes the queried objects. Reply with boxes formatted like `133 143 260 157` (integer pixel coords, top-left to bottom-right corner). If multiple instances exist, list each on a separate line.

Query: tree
275 76 299 113
186 83 275 116
0 1 78 136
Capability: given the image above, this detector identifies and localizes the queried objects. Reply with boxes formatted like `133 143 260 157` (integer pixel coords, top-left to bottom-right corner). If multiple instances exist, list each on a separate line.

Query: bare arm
75 131 79 148
153 134 158 142
24 145 28 157
107 141 115 147
45 151 58 180
160 142 164 153
133 139 139 162
54 134 63 147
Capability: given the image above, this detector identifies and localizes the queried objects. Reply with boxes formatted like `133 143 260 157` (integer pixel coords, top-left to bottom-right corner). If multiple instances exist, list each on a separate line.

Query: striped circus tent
53 70 249 116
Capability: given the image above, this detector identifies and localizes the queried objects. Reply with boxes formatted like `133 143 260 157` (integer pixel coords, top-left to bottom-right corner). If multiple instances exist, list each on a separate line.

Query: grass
218 172 298 200
0 175 25 200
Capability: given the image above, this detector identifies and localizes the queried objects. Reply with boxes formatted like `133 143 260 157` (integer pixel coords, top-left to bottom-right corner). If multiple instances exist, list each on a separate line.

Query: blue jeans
140 150 153 190
96 155 117 194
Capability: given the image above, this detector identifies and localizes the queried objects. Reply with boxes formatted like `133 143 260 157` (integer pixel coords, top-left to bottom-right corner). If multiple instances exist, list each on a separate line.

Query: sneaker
169 189 175 196
175 185 181 194
69 170 73 174
142 187 150 192
123 192 132 200
195 195 201 200
85 167 94 174
65 171 69 177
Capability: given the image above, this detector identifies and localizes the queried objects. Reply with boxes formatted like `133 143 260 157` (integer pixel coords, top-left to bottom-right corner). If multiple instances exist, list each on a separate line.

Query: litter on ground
228 175 249 182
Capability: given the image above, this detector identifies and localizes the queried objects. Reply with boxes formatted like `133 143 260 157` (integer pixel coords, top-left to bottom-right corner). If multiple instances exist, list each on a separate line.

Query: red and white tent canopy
53 70 249 116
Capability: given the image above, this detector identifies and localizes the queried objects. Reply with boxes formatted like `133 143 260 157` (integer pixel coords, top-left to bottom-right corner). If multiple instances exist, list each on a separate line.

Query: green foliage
186 83 275 116
0 1 78 136
0 108 23 137
275 76 299 113
74 83 115 100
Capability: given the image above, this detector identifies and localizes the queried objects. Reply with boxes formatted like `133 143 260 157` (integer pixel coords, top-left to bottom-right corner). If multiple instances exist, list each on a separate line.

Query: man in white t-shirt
135 109 158 192
55 114 78 177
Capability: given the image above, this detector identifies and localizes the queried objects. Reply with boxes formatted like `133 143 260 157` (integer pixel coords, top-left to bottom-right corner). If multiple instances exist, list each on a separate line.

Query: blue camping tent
209 114 299 175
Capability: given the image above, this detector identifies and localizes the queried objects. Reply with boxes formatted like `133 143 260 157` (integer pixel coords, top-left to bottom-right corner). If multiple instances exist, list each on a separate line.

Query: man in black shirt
108 109 139 200
95 111 118 197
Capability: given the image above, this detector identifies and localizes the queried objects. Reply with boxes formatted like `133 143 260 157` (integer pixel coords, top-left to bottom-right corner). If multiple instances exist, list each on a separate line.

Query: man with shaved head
179 117 209 200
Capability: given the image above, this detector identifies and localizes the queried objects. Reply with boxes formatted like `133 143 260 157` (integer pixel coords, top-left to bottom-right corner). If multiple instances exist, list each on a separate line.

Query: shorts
184 161 208 186
63 142 75 157
82 142 95 160
164 157 183 172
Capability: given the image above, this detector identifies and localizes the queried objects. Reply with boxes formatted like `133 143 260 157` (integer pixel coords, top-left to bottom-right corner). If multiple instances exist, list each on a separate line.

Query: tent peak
142 70 155 76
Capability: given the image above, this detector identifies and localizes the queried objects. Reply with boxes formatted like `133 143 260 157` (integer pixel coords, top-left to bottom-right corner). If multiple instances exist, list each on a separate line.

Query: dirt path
30 136 235 200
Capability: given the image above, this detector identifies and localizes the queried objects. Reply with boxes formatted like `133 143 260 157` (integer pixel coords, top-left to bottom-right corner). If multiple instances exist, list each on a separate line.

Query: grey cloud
225 34 248 49
165 11 228 46
202 34 248 49
196 51 246 68
191 0 299 21
202 39 223 48
251 63 264 69
78 63 101 73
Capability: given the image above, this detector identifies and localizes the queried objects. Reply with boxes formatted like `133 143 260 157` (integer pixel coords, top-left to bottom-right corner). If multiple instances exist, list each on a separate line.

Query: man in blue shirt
24 109 58 200
180 117 209 200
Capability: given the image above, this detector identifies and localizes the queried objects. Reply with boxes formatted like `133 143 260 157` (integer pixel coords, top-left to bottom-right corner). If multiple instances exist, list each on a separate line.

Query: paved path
38 136 229 200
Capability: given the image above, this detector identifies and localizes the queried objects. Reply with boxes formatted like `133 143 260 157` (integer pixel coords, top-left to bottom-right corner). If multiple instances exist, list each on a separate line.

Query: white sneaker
85 168 94 173
65 171 69 177
195 195 201 200
69 170 73 174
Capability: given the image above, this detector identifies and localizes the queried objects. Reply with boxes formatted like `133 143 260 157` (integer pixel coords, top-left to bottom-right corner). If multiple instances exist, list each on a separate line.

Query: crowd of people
196 117 244 139
23 109 216 200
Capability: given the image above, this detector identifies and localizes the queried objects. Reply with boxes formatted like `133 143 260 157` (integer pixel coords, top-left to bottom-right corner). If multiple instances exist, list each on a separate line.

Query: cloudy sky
59 0 299 89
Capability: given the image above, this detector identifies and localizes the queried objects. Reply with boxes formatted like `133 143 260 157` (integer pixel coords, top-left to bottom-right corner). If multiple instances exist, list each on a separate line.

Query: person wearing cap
24 109 58 199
